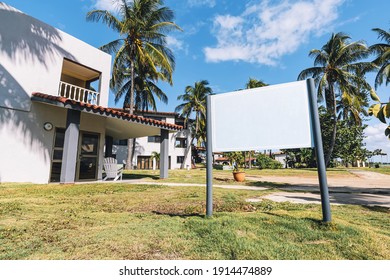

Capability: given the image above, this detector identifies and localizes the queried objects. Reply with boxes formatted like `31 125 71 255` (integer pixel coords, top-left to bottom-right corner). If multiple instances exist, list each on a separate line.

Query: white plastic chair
103 157 123 181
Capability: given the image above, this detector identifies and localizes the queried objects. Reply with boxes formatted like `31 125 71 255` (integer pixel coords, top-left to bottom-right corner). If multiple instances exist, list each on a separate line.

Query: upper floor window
113 139 128 146
175 138 187 148
148 135 161 143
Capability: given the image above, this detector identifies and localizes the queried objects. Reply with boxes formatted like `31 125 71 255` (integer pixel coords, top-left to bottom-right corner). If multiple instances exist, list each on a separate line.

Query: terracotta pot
233 171 245 182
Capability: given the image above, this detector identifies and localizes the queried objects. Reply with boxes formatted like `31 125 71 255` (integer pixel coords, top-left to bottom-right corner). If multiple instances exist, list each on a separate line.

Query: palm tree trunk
325 119 337 167
325 84 337 167
126 139 133 170
181 135 194 169
126 59 136 170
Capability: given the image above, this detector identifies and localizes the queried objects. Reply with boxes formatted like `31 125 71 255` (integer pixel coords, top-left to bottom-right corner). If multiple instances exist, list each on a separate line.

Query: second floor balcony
58 58 102 106
58 81 100 105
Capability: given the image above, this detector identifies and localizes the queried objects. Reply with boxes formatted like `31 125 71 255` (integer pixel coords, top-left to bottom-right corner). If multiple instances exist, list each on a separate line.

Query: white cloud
166 36 184 50
188 0 216 8
92 0 121 12
364 123 390 153
204 0 344 65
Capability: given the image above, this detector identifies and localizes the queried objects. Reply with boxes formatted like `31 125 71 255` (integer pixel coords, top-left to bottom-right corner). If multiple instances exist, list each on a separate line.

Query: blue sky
3 0 390 160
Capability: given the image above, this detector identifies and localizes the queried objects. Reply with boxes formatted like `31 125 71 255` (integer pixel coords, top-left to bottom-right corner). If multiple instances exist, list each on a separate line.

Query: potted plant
226 152 245 182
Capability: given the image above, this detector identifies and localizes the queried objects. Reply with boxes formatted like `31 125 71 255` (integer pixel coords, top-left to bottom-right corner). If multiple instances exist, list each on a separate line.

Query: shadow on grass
245 180 291 188
362 205 390 213
122 173 160 180
152 211 205 218
263 212 336 229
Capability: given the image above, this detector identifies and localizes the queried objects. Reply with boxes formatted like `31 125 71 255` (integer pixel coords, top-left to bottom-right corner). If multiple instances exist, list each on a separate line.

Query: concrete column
160 129 169 179
60 109 81 184
105 136 113 158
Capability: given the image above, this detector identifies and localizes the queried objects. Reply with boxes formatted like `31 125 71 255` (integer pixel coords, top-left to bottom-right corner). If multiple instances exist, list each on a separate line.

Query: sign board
206 79 331 222
209 80 313 152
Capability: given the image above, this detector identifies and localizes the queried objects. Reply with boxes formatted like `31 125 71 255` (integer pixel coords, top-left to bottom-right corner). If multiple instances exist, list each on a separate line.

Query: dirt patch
246 170 390 189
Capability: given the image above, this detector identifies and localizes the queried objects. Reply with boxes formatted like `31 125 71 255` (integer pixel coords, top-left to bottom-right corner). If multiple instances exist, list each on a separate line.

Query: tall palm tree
175 80 212 139
175 80 212 168
298 32 373 166
112 60 169 168
370 27 390 88
87 0 181 169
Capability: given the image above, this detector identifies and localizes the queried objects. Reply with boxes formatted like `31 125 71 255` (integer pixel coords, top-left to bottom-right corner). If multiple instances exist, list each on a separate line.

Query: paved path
82 170 389 207
245 170 390 207
249 192 390 207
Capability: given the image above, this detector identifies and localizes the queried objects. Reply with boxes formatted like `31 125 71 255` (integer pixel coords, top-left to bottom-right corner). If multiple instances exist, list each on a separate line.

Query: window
175 118 185 126
177 156 185 164
148 135 161 143
50 128 65 182
113 139 127 146
175 138 187 148
137 156 154 170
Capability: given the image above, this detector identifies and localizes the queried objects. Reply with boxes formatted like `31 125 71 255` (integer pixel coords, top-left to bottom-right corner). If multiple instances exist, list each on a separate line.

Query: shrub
256 154 282 169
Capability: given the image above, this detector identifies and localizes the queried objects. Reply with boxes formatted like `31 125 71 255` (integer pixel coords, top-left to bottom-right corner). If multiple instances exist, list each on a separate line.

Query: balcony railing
58 81 100 105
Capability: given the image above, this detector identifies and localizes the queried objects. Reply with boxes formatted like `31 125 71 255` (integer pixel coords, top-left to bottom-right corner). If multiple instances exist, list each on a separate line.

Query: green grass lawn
123 167 354 185
361 166 390 175
1 180 389 260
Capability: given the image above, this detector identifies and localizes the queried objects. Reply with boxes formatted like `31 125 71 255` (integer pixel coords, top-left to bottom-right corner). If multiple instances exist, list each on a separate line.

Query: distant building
273 152 287 168
113 111 192 170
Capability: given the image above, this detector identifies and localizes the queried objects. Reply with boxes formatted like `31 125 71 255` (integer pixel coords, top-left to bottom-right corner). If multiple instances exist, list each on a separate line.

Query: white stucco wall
0 103 67 183
0 3 111 110
274 154 287 168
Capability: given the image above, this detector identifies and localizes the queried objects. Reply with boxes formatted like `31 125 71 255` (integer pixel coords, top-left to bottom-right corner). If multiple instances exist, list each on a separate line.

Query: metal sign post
306 79 332 222
206 95 213 217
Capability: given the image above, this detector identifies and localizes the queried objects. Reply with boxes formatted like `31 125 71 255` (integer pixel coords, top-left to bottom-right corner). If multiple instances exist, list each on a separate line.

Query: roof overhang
62 58 101 82
31 93 182 139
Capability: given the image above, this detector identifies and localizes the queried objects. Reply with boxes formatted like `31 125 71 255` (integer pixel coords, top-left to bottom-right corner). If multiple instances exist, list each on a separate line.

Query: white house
0 3 182 184
113 111 192 170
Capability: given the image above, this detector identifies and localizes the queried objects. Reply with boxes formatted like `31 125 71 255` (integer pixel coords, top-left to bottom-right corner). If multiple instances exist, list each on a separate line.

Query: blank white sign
209 80 314 152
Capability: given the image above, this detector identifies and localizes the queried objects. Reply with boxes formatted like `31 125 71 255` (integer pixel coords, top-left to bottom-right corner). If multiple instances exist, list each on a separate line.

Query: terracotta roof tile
31 92 183 131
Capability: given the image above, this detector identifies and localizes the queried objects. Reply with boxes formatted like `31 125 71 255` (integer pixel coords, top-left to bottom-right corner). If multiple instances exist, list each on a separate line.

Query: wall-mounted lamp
43 122 53 131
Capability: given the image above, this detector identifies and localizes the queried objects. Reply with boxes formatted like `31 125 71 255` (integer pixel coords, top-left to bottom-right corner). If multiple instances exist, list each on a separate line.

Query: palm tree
87 0 181 169
175 80 212 140
113 61 168 112
245 77 268 168
245 78 268 89
337 89 369 126
370 27 390 88
175 80 212 168
150 151 160 169
336 68 370 126
112 60 169 168
298 32 373 166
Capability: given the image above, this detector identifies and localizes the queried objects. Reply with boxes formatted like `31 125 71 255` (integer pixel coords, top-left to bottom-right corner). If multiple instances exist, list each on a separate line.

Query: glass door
77 132 99 180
